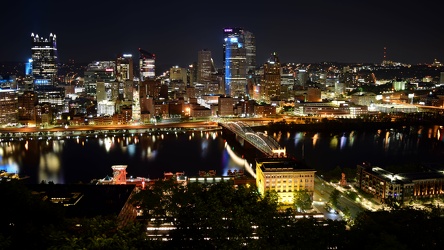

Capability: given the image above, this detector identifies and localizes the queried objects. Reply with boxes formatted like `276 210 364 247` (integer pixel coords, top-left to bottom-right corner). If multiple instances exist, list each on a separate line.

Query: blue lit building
223 28 255 98
25 59 33 76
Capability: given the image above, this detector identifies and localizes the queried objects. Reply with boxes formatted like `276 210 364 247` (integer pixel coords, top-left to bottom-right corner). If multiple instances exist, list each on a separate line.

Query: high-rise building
18 90 36 124
197 49 213 85
116 54 134 102
0 89 18 124
116 54 134 82
139 49 155 81
262 52 281 102
223 27 256 97
243 31 256 73
31 33 58 85
83 61 116 100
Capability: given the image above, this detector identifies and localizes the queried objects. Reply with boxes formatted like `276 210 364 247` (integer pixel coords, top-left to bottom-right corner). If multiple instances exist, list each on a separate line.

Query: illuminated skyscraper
223 27 255 97
262 52 281 102
31 33 58 85
83 61 116 100
197 49 213 85
116 54 134 102
116 54 134 82
139 49 155 81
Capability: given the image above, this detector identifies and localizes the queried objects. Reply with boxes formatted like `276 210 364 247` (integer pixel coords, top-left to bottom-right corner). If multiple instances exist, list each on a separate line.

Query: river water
1 125 443 184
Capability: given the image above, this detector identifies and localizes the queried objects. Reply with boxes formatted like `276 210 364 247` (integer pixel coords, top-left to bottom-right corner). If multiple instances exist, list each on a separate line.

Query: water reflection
0 130 251 184
1 125 443 185
340 134 347 150
278 125 444 171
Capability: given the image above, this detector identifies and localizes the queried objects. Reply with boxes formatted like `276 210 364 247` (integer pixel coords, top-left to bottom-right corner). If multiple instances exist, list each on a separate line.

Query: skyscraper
262 52 281 102
223 27 256 97
31 33 58 85
197 49 213 85
139 49 155 81
116 54 134 102
83 61 116 100
116 54 134 82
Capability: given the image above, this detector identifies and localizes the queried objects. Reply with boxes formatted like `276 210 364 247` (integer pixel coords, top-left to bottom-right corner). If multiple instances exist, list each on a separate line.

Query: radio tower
382 47 387 66
383 47 387 60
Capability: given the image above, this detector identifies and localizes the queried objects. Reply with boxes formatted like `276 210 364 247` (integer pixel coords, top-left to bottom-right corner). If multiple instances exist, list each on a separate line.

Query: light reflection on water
0 131 246 184
277 125 444 170
1 125 443 184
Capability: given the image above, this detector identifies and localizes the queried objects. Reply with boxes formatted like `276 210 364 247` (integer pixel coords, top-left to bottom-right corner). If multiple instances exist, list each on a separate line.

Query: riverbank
264 120 444 134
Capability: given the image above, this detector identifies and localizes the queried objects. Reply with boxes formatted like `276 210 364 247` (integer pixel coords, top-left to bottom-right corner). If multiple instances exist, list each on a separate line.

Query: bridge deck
220 121 286 157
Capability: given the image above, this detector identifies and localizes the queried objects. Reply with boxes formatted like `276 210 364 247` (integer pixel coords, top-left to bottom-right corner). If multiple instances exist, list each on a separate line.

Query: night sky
1 1 443 71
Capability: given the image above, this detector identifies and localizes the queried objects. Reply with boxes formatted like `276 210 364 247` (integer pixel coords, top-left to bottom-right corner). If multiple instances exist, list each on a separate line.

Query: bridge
219 121 286 157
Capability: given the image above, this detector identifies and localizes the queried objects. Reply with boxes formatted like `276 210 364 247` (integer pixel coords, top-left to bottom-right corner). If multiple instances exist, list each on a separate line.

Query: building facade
139 49 156 81
31 33 58 86
223 27 256 97
197 49 213 86
0 89 18 124
262 52 281 102
256 157 316 204
356 163 444 204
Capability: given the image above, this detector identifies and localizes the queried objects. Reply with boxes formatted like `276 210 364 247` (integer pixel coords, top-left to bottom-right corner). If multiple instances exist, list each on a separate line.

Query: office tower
31 33 58 85
139 49 156 81
116 54 134 102
25 59 33 76
116 54 134 82
188 62 198 87
197 49 213 85
139 79 161 110
243 31 256 73
83 61 116 100
0 90 18 124
295 69 308 87
170 66 188 83
440 72 444 86
18 90 36 124
262 52 281 102
223 27 256 97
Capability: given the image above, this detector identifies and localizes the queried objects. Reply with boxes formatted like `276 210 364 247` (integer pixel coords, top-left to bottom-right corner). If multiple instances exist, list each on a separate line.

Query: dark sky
1 1 443 71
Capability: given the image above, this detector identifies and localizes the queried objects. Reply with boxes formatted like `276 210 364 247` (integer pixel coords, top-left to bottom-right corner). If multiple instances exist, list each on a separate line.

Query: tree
329 189 341 209
293 189 312 212
47 216 153 250
0 180 65 249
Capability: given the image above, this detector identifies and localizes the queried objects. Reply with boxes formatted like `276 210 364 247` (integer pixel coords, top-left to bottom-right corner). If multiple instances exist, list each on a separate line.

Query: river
1 125 443 184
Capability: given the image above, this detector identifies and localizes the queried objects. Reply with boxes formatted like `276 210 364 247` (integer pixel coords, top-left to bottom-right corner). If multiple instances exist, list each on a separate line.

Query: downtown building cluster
0 29 444 126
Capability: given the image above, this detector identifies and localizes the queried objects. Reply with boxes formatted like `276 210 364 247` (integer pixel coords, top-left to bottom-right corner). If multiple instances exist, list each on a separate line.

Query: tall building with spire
223 27 256 97
31 33 58 85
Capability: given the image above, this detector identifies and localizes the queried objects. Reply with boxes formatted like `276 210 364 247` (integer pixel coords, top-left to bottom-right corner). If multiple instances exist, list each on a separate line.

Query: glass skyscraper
31 33 58 85
223 27 255 98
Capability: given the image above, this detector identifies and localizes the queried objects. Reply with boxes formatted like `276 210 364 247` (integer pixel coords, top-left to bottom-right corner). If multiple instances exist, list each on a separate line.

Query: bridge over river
219 121 286 158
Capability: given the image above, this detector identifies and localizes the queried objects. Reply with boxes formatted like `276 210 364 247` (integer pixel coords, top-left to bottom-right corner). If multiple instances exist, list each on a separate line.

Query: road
313 175 366 220
0 117 281 134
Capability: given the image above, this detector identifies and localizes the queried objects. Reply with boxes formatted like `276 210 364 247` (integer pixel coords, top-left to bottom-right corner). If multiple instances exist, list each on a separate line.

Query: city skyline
1 1 443 71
